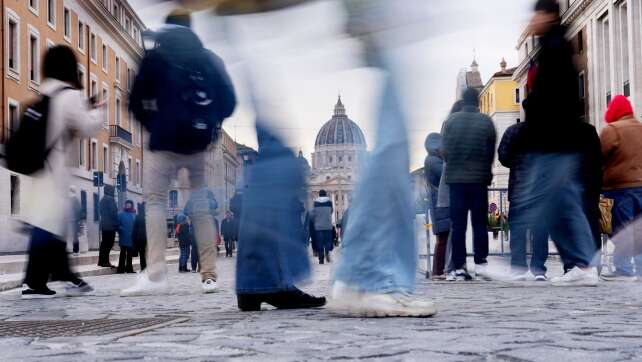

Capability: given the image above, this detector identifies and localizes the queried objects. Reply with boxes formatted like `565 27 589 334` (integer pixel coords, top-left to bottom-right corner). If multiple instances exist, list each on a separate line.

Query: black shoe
325 252 331 263
116 270 125 274
98 263 116 268
66 280 93 296
237 288 326 312
22 286 56 299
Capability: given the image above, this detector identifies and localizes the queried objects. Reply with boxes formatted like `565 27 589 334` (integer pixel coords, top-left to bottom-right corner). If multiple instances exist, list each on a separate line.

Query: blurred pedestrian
425 133 450 279
69 186 83 256
600 96 642 281
499 121 549 281
117 200 136 274
98 184 118 268
176 214 193 273
221 211 236 257
442 88 496 281
122 8 236 296
21 45 101 298
132 203 148 271
511 0 598 286
310 190 334 264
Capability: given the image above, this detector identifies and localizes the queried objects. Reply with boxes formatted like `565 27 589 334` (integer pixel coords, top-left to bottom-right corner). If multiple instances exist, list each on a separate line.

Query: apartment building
0 0 146 252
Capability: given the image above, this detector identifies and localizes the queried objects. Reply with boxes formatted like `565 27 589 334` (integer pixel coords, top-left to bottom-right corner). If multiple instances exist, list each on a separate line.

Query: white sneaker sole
21 294 56 300
202 286 219 294
551 280 598 287
120 286 169 297
328 299 437 318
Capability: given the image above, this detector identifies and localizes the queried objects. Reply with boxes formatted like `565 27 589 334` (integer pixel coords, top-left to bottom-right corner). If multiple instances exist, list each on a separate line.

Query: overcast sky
129 0 534 169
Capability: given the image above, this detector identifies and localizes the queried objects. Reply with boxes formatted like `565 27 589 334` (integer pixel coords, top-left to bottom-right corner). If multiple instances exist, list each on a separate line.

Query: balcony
109 125 133 149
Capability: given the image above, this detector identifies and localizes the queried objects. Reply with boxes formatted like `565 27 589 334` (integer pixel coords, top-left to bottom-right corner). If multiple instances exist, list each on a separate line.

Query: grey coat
442 106 497 185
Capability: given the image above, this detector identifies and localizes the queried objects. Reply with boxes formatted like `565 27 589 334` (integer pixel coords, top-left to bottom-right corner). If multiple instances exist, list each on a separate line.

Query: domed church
308 97 367 224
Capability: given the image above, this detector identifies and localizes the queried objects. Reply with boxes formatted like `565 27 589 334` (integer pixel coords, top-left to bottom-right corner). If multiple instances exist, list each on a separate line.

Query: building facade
308 97 367 224
455 59 484 100
480 59 520 205
0 0 146 253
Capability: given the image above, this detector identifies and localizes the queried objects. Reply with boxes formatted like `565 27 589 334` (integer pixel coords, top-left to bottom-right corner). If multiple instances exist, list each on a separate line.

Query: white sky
129 0 534 169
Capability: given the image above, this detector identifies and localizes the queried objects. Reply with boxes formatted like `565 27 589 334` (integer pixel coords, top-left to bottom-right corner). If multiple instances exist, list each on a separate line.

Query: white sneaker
600 271 638 282
445 271 457 281
551 267 598 287
328 281 363 314
511 271 535 282
329 282 436 317
202 279 219 294
120 272 169 297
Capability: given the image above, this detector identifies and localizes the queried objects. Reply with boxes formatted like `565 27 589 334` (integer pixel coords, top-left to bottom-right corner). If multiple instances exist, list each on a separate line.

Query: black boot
237 288 326 312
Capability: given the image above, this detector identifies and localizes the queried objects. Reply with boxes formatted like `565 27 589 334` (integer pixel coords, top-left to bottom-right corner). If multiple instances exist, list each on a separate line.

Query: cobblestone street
1 256 642 361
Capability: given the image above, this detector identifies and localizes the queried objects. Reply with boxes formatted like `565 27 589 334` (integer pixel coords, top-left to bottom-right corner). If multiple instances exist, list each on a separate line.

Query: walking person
599 96 642 281
122 8 236 296
117 200 136 274
20 45 102 298
425 133 451 279
498 121 549 281
98 184 118 268
69 186 83 256
310 190 334 264
132 203 148 271
176 214 193 273
511 0 599 286
221 211 237 257
442 88 497 281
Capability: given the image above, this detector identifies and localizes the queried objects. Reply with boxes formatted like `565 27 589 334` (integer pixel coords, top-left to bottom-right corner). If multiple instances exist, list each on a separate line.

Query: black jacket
221 217 237 241
132 204 147 252
442 106 497 185
522 24 584 153
498 122 527 201
99 185 119 231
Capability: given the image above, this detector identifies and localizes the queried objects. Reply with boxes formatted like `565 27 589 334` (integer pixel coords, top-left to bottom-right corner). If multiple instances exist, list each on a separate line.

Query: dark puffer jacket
424 133 451 235
99 185 119 231
442 89 497 185
498 122 527 202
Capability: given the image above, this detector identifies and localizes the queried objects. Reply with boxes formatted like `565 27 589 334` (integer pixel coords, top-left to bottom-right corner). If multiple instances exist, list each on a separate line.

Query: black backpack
5 87 71 175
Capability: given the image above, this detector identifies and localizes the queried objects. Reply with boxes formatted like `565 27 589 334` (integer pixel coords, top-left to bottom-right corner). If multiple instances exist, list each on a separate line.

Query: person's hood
104 185 115 197
155 25 204 61
315 196 331 203
605 95 634 124
461 88 479 108
425 133 442 156
176 213 187 224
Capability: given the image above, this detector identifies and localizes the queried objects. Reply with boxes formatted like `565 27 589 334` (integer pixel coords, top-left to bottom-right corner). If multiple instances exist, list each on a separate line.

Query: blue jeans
511 154 596 269
604 187 642 276
333 73 417 294
449 183 489 269
509 208 549 275
235 126 310 294
179 241 191 270
314 230 333 262
191 237 199 271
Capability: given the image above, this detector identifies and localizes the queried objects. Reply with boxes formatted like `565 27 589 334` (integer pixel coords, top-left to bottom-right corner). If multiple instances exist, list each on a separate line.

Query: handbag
599 196 614 235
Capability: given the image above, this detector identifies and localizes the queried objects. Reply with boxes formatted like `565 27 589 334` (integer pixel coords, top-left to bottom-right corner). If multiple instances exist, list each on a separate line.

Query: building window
128 158 132 181
7 12 20 77
90 141 97 170
47 0 56 29
115 96 122 126
78 65 86 93
577 29 584 53
79 139 85 167
46 39 54 48
115 57 120 83
10 175 20 215
578 72 586 99
63 7 71 40
90 76 97 98
90 33 97 62
619 3 630 98
102 86 109 127
136 160 141 186
137 121 142 145
29 0 39 14
102 44 108 71
514 88 520 104
8 100 19 135
169 190 178 208
28 29 40 85
78 21 85 51
516 118 521 124
624 81 631 97
103 146 109 174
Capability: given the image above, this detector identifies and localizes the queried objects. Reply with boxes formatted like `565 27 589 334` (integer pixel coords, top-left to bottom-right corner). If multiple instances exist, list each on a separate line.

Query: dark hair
534 0 560 16
319 190 327 197
450 100 464 114
166 8 192 28
125 200 134 207
43 45 82 89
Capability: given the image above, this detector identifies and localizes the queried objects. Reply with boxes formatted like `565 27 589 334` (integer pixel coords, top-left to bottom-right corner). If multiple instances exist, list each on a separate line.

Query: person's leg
184 153 217 282
73 234 79 254
530 228 549 276
315 231 326 264
139 247 147 271
49 237 82 285
179 242 189 271
509 208 528 274
191 237 199 272
444 231 454 273
142 150 174 282
470 184 489 265
99 230 116 266
606 190 635 275
432 231 448 276
323 230 333 258
117 246 127 273
449 184 469 270
24 227 54 290
126 247 134 273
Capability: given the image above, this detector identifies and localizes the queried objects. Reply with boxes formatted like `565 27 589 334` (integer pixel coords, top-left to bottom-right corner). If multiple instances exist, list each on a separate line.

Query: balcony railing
109 125 132 145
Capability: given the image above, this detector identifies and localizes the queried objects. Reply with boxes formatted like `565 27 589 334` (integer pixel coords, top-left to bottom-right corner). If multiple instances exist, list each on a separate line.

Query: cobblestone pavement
1 256 642 361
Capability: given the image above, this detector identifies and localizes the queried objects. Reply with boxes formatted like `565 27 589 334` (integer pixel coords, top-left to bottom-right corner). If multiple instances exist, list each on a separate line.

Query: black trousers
24 227 81 290
98 230 116 265
224 239 235 256
139 247 147 271
117 246 134 273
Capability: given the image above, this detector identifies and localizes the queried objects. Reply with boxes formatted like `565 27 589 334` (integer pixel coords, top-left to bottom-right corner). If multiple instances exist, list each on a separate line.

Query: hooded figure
425 133 451 278
98 184 119 267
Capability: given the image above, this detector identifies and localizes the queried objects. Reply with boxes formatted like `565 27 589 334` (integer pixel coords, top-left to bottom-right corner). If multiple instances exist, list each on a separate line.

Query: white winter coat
21 79 102 237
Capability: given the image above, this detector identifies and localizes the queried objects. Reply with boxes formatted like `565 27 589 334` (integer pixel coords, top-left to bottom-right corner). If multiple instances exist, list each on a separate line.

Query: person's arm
209 52 237 120
129 54 159 129
497 126 515 168
441 120 452 162
488 120 497 165
63 90 102 138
